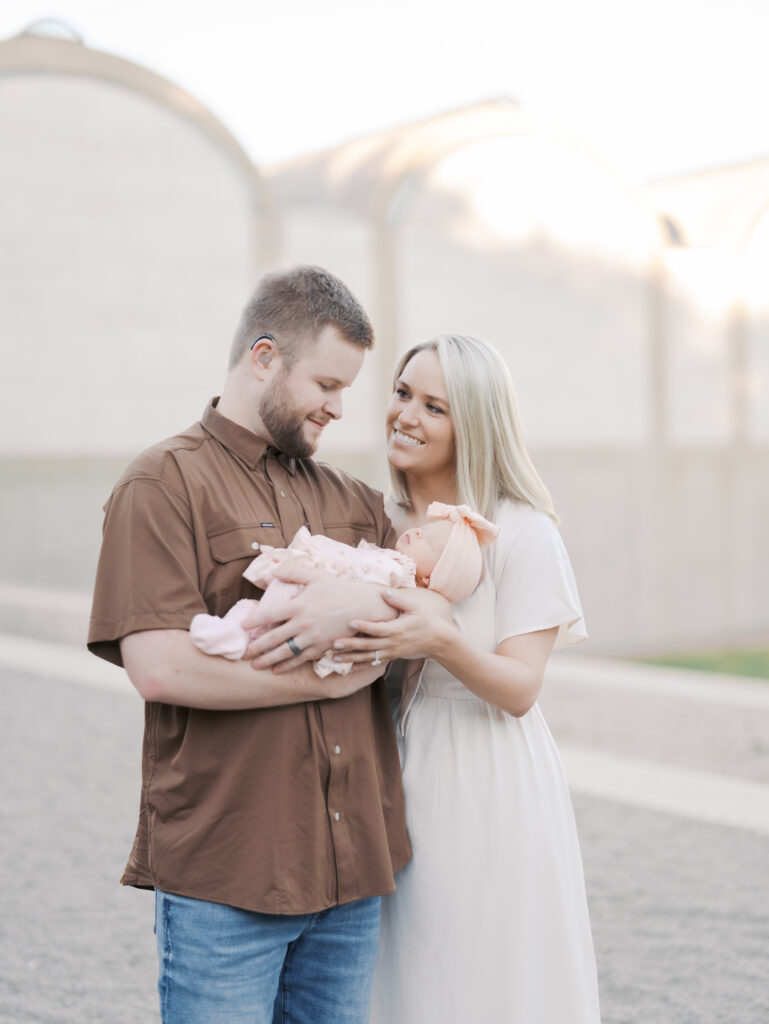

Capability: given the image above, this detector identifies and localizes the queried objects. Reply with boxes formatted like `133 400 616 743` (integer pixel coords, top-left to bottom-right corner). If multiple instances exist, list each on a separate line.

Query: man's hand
242 562 398 673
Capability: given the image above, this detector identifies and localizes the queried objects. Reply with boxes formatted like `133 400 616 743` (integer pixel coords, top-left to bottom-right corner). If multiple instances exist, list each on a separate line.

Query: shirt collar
201 399 297 474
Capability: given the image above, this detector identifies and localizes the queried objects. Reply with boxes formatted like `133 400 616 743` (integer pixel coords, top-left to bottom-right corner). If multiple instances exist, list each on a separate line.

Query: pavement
1 594 768 1024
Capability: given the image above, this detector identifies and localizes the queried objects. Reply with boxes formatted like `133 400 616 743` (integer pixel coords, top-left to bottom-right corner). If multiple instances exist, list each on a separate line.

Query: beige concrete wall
1 66 766 655
538 448 769 653
0 73 260 456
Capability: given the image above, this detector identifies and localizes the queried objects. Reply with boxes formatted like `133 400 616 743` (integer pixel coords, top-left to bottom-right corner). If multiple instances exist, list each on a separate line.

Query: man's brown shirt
88 400 411 914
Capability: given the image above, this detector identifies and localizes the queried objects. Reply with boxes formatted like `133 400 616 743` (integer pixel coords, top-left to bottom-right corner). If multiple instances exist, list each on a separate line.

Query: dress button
334 812 340 822
251 542 260 551
334 745 341 755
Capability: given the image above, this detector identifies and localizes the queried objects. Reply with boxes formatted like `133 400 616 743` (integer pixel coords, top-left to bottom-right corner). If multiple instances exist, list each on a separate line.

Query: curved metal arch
0 31 278 267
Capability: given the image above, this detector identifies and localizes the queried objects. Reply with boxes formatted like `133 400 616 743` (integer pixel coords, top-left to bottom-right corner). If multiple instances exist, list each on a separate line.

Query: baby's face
395 519 453 581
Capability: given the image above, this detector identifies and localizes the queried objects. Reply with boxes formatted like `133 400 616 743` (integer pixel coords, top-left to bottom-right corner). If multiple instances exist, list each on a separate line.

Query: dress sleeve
87 476 207 666
492 507 587 650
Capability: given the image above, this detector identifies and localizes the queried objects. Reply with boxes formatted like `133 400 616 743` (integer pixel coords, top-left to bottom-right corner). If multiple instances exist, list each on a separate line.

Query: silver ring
372 651 382 667
287 637 303 657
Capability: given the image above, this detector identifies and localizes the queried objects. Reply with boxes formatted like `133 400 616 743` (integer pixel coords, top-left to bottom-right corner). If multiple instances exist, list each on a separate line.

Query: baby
191 502 499 676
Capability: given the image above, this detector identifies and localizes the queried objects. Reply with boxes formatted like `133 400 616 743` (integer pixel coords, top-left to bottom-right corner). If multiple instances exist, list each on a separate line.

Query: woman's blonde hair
389 334 558 523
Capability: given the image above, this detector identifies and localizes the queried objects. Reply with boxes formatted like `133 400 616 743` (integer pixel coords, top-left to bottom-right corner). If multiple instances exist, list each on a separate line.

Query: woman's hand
243 562 398 672
331 587 455 664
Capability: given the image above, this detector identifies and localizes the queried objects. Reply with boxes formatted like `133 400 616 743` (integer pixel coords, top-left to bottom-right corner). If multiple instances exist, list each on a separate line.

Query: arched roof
265 98 661 246
265 98 539 218
0 25 273 220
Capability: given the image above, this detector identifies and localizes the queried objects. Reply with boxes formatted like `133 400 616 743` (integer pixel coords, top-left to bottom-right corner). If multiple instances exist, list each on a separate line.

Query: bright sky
2 0 768 181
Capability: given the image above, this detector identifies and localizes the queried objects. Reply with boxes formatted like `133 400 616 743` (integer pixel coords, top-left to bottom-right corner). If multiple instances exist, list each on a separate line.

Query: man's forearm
121 629 382 710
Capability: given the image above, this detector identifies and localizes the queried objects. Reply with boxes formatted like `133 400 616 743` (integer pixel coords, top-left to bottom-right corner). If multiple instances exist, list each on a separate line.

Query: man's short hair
229 265 374 369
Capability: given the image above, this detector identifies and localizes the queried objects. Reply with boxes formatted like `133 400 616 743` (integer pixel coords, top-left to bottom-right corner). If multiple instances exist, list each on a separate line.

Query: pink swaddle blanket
190 526 416 676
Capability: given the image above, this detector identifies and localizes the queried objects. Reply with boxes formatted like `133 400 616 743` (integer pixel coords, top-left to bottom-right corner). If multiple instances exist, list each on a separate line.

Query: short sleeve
87 477 207 666
377 501 398 551
491 504 587 650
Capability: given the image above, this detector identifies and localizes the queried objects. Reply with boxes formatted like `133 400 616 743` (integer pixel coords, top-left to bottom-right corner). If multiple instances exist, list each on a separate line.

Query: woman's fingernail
333 640 346 650
349 621 360 630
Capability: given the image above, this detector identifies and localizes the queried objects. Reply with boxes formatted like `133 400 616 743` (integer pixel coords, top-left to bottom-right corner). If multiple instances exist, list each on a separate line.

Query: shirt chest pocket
321 521 380 548
204 524 281 615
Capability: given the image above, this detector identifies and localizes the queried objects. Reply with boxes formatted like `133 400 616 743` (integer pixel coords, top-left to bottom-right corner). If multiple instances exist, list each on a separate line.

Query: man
88 266 411 1024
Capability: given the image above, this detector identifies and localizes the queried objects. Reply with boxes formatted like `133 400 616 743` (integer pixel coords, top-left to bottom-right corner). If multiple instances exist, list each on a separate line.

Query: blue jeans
154 889 381 1024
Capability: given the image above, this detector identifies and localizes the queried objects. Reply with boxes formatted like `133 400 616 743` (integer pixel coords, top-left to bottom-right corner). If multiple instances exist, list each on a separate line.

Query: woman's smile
392 427 425 447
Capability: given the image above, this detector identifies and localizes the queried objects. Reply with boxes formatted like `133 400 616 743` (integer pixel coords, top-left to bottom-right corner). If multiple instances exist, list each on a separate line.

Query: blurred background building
1 23 767 653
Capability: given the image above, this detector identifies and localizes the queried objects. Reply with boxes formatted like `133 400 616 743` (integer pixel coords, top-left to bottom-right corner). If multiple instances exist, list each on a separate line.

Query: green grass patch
638 646 769 680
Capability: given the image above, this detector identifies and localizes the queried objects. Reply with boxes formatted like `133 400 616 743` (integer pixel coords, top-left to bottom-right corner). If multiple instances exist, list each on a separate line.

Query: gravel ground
575 797 769 1024
2 671 155 1024
2 666 768 1023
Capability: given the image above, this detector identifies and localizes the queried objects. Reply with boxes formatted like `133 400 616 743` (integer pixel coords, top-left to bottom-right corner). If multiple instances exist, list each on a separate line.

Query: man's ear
250 338 279 380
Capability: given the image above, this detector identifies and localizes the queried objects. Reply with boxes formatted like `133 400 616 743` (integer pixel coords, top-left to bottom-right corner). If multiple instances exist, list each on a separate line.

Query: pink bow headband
425 502 500 603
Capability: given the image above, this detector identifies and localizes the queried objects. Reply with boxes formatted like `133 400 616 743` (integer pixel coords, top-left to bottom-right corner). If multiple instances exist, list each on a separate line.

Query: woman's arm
430 623 557 716
333 588 557 717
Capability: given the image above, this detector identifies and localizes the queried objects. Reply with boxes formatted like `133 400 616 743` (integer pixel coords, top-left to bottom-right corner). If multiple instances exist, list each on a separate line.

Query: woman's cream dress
369 500 601 1024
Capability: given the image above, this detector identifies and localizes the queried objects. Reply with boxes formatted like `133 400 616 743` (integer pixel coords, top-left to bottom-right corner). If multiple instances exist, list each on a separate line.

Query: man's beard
259 373 315 460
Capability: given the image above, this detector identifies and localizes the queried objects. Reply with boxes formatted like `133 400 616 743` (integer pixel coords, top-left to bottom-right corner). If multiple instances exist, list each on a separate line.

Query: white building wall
0 73 258 456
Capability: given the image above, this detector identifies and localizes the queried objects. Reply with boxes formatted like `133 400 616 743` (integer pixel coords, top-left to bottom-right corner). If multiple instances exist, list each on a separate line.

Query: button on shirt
88 399 411 915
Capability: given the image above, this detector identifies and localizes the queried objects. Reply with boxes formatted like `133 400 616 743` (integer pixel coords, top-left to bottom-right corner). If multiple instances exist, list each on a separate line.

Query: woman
333 335 601 1023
